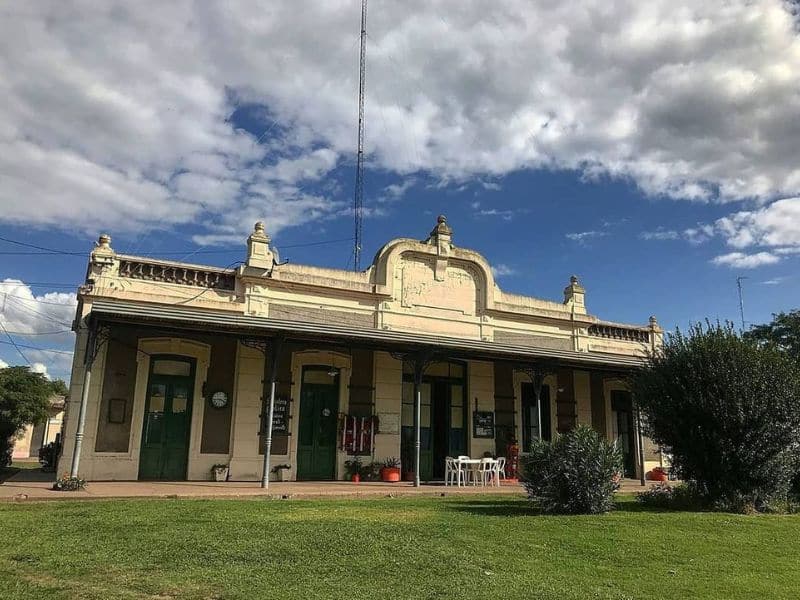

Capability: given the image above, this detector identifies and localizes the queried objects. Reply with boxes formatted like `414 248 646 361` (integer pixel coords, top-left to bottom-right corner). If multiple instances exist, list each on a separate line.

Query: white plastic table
456 458 496 487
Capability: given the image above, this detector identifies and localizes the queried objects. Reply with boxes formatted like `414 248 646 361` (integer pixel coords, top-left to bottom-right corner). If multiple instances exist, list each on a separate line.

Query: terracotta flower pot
647 468 668 482
351 473 360 483
380 467 401 482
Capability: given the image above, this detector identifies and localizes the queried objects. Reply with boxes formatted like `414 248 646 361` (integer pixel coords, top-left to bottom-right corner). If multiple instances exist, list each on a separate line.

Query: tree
49 378 69 397
632 322 800 511
0 366 54 467
745 309 800 360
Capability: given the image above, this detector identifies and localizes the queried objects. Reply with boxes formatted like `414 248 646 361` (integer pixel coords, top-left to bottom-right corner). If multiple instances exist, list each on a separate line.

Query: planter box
212 467 229 482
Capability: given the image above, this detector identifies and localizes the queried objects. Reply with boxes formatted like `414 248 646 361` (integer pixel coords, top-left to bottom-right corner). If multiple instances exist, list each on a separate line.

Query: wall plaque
473 411 495 438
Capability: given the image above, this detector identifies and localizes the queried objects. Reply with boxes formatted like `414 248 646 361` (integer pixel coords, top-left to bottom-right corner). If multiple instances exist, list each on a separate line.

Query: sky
1 1 799 382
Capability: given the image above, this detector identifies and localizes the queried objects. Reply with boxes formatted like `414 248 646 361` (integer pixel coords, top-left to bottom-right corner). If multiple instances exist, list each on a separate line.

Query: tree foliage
632 321 800 511
745 309 800 361
0 366 54 467
521 425 623 514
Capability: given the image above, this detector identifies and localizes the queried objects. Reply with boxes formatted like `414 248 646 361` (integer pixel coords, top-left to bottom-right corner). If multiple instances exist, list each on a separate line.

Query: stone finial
563 274 586 314
88 232 117 280
246 220 274 269
649 315 658 327
425 215 453 281
91 233 115 263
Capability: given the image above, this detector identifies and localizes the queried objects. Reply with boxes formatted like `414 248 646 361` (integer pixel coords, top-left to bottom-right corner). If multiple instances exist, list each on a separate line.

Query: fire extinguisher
506 439 520 481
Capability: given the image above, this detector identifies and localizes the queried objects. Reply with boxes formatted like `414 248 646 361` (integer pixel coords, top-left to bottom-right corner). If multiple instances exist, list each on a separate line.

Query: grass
1 494 799 599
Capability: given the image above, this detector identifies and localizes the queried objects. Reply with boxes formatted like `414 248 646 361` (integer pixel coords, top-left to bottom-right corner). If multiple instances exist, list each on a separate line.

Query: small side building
58 216 664 482
11 395 65 460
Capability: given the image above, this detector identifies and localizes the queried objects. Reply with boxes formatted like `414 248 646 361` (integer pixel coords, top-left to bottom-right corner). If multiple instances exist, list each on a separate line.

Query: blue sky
1 1 799 381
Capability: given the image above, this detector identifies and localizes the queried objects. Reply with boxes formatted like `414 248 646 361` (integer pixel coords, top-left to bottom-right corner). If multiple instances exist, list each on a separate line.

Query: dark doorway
296 366 339 480
139 356 194 480
521 383 551 452
611 391 636 477
401 361 467 481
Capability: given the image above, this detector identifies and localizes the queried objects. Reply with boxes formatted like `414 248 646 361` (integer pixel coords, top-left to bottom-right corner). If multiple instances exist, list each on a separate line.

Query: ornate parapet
118 258 236 291
587 322 650 344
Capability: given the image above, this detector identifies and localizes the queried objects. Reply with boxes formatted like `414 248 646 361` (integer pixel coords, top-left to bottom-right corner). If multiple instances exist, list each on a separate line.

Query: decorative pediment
371 215 497 316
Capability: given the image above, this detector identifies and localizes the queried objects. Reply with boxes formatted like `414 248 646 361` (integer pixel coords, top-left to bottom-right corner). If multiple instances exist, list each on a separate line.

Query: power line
0 291 77 306
0 329 72 336
2 295 73 327
0 320 31 366
0 339 73 355
0 235 356 259
0 281 76 288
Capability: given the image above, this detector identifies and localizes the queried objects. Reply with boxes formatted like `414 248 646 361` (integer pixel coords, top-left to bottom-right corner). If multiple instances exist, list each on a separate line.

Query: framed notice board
473 411 495 438
271 396 289 434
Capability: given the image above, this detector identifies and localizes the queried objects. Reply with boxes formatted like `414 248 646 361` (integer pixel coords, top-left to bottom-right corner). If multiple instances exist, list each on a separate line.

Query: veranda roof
87 298 643 371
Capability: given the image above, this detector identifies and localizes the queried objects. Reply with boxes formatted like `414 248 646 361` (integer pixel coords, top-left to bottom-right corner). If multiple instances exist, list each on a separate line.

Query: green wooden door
296 381 338 480
139 373 193 480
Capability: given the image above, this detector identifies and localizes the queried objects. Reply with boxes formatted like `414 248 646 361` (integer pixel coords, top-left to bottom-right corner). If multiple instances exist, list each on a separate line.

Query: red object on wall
505 440 520 481
340 415 376 455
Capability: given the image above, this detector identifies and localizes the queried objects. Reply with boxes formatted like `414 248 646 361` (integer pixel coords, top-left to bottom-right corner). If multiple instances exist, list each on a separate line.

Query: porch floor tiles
0 473 652 502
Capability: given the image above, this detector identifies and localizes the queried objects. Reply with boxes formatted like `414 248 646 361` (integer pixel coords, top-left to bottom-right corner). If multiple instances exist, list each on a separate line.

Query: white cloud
711 251 780 269
0 280 77 337
1 1 800 242
30 362 50 380
566 231 606 244
0 359 7 369
491 264 517 278
683 225 716 245
760 277 787 285
476 208 515 220
378 179 417 204
715 197 800 249
640 229 680 241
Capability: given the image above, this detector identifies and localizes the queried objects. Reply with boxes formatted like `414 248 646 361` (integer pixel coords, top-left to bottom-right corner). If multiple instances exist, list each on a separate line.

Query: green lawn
0 495 798 599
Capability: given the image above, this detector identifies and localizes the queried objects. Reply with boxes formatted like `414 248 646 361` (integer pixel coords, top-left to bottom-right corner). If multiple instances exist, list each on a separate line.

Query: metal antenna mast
736 276 748 331
352 0 367 271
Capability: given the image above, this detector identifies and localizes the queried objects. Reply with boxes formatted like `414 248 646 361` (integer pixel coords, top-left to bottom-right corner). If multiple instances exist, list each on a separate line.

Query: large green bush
521 425 623 514
632 322 800 512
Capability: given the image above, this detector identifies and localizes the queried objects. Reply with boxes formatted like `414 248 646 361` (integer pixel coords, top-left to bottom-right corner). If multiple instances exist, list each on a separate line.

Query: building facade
58 216 663 482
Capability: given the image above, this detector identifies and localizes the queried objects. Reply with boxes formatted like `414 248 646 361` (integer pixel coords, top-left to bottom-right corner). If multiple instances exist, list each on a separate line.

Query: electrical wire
0 320 32 366
0 339 73 355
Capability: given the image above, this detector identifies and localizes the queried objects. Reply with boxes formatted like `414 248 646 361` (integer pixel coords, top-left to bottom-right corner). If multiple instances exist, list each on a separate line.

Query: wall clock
210 391 228 409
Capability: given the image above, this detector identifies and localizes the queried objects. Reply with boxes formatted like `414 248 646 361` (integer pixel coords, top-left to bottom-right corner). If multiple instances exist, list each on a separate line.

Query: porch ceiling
87 298 643 371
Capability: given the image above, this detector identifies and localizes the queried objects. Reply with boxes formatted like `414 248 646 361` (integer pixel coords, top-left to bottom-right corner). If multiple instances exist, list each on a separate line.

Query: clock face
210 391 228 409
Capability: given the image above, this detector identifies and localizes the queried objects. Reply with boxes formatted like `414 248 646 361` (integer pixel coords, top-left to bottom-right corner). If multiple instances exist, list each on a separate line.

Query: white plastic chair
495 457 506 484
457 455 474 485
477 458 496 487
445 457 466 487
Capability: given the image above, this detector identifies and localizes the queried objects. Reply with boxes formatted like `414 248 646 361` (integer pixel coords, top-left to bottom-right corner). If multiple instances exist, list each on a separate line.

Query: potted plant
211 463 229 482
344 458 363 483
362 461 383 482
380 457 401 482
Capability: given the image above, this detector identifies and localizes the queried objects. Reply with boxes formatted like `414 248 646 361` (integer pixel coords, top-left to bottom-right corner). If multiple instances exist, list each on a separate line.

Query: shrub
632 322 800 512
52 474 86 491
521 425 623 514
637 483 702 511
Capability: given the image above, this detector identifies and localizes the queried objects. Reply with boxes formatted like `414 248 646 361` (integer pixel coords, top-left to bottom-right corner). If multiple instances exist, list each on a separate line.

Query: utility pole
736 276 748 331
352 0 367 271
